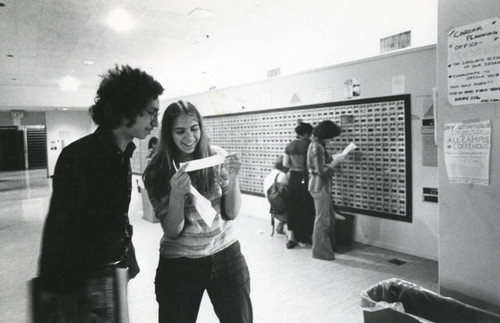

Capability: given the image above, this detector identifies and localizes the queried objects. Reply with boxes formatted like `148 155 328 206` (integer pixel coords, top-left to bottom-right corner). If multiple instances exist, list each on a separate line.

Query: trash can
360 278 500 323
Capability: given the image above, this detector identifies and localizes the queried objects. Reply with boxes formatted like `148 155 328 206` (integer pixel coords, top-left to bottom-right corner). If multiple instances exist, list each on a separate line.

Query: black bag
30 268 129 323
267 173 289 214
267 173 288 235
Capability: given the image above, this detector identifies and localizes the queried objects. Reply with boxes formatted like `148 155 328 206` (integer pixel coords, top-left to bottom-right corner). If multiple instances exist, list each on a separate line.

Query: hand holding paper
342 142 358 155
224 153 241 176
173 160 217 227
331 142 357 167
170 163 191 196
180 155 225 172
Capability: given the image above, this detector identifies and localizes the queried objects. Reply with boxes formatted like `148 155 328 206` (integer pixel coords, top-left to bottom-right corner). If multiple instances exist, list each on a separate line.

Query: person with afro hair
307 120 351 260
37 65 163 321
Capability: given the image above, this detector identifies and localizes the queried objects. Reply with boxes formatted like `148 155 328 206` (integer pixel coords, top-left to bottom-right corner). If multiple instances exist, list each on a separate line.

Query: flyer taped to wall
443 120 491 185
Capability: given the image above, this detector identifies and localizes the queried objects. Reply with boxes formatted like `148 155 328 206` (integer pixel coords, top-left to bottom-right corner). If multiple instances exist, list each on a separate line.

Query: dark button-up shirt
38 127 135 293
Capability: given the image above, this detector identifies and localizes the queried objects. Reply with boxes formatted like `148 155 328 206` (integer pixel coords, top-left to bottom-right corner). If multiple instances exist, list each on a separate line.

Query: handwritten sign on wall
444 121 491 185
447 17 500 105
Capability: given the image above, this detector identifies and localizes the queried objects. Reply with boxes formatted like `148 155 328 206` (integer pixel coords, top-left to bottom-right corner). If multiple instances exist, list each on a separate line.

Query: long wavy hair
143 101 214 201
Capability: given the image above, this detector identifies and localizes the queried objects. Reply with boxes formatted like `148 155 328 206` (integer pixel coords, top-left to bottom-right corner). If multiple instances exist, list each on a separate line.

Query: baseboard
439 286 500 317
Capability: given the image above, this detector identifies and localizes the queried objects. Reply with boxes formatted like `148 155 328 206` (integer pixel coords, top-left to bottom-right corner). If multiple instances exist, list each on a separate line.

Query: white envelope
180 155 225 172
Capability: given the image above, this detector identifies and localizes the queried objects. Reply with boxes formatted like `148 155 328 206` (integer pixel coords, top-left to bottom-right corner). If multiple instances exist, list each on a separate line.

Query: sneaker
286 240 298 249
335 213 346 220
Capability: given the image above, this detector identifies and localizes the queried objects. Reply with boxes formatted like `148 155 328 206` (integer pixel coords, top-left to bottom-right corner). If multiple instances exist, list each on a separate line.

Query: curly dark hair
89 65 164 129
313 120 341 140
295 120 313 136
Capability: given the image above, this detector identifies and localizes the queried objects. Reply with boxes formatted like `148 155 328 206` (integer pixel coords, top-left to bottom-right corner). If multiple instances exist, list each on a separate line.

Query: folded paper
173 160 218 226
189 185 216 227
180 155 225 172
342 142 358 155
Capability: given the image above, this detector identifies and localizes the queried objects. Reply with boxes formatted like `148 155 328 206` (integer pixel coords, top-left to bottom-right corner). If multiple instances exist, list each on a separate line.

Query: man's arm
38 150 89 293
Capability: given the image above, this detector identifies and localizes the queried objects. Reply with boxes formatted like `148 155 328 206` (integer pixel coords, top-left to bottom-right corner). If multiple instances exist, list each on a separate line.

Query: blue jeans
310 178 336 260
155 241 253 323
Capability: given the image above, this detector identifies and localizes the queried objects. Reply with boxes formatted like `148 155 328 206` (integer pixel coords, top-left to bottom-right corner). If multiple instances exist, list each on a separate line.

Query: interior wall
0 86 95 109
437 0 500 313
162 45 439 260
45 111 93 176
0 111 46 126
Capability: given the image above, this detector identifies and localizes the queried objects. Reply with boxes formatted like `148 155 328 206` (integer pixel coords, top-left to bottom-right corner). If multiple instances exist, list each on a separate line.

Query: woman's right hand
330 153 347 168
170 163 191 196
333 153 347 162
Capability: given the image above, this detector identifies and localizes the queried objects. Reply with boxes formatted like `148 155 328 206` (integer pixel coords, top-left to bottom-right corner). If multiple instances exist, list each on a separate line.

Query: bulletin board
204 94 412 222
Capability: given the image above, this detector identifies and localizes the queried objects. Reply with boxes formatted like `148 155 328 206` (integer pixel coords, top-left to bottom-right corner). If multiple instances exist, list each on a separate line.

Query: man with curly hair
36 65 163 321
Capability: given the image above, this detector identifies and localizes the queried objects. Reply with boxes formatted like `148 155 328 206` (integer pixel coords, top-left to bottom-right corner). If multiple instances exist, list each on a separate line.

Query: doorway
26 126 48 169
0 126 48 172
0 127 25 171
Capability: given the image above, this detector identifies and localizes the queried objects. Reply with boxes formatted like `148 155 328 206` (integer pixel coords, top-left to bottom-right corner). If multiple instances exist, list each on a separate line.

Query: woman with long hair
143 101 252 323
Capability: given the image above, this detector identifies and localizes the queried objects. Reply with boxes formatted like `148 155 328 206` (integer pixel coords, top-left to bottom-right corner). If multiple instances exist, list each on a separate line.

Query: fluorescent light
83 60 94 65
107 8 136 33
59 76 80 91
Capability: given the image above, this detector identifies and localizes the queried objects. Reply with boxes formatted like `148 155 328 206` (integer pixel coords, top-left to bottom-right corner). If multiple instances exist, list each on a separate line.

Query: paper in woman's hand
180 155 225 172
332 142 358 162
342 142 358 155
189 185 216 227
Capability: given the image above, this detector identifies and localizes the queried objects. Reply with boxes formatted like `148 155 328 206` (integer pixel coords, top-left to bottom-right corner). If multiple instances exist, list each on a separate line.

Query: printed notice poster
444 121 491 185
343 79 360 98
447 17 500 105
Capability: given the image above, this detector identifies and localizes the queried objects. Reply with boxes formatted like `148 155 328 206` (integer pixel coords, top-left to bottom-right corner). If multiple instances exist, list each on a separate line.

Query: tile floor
0 169 438 323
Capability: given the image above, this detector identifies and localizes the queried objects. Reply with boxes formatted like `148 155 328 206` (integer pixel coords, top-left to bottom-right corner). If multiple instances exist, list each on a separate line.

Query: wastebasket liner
360 278 500 323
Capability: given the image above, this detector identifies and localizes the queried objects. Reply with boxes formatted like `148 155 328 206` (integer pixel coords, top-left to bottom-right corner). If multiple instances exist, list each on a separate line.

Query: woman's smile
172 114 200 156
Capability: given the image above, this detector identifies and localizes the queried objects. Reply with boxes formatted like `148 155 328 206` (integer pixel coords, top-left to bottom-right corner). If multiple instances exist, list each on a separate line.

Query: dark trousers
155 241 253 323
288 171 315 243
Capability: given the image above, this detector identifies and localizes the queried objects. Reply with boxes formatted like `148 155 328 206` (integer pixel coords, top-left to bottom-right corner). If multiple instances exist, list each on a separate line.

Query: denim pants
155 241 253 323
310 179 336 260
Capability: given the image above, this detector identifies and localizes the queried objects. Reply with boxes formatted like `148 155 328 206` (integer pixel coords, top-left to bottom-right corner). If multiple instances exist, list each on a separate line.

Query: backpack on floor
266 173 288 235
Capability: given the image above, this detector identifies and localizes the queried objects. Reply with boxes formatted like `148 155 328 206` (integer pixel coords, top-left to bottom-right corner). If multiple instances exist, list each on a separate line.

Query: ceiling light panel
107 8 136 32
188 7 213 18
58 76 80 91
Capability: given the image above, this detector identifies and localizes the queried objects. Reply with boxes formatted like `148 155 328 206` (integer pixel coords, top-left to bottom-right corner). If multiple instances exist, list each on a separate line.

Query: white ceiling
0 0 437 112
